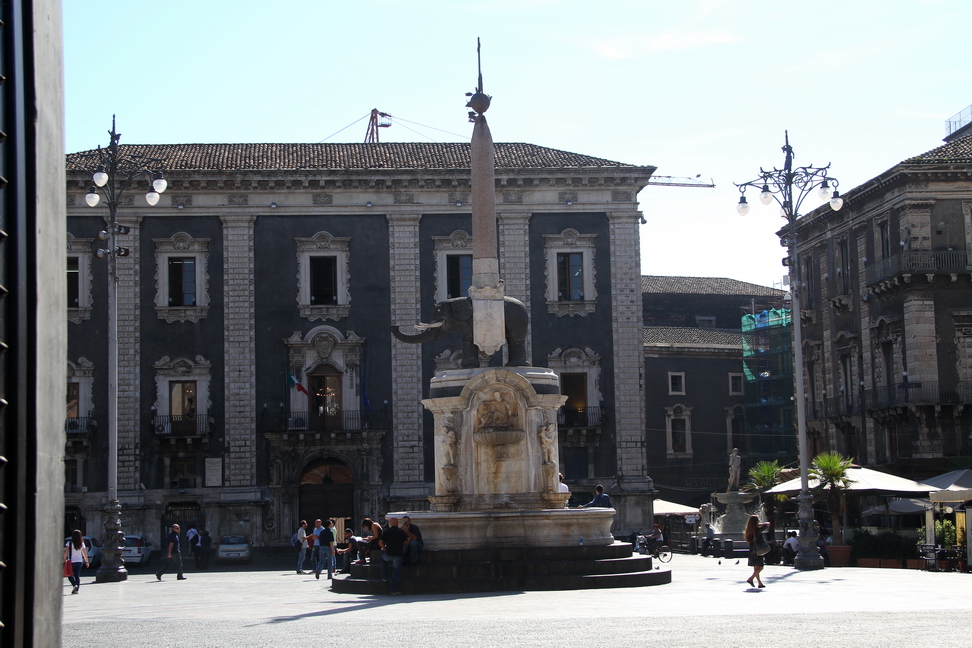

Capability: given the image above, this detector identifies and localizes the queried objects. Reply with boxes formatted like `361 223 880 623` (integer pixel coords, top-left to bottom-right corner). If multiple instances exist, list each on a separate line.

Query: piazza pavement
63 550 972 647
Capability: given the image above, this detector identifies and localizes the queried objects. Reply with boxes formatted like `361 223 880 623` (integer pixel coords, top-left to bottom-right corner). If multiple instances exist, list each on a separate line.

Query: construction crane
364 109 392 143
647 175 715 188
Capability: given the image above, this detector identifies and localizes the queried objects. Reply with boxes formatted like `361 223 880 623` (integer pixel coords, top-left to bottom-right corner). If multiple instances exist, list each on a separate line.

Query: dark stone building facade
65 142 657 547
791 131 972 475
641 276 785 507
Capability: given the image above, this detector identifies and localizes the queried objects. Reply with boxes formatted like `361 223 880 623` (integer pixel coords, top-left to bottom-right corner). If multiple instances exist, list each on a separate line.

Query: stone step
330 542 670 595
333 569 670 595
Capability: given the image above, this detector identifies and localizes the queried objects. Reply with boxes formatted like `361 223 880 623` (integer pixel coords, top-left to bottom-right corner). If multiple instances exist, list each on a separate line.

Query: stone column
606 211 654 532
115 214 143 494
221 214 257 487
388 213 428 507
498 211 532 361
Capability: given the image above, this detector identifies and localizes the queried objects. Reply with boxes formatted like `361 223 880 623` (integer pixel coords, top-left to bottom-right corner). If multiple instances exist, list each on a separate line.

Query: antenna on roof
364 109 392 143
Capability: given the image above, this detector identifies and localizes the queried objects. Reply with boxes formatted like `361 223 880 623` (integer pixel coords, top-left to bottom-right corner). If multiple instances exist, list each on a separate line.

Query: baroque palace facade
792 130 972 472
65 142 656 548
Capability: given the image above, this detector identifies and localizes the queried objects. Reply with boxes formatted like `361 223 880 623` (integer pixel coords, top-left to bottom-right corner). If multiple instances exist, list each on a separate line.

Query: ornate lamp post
734 131 842 570
82 116 167 582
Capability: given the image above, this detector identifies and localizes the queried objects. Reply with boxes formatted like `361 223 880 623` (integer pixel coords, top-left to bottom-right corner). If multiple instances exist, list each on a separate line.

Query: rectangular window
556 252 584 301
67 256 80 307
65 459 78 494
668 372 685 395
696 316 716 329
839 239 851 294
170 380 197 435
804 254 815 308
729 373 744 395
168 257 197 307
671 419 687 453
879 223 891 260
310 256 337 305
446 254 472 299
561 446 588 480
171 457 197 489
67 382 80 419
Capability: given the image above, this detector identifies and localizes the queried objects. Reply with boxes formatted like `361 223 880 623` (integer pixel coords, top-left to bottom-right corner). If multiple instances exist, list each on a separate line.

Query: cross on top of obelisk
466 38 491 121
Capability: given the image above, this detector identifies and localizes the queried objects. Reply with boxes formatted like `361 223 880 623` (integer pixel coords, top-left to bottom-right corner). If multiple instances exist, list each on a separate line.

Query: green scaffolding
741 309 797 459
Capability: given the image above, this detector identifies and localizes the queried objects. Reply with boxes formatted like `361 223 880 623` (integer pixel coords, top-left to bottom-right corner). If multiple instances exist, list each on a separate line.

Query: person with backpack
186 524 200 565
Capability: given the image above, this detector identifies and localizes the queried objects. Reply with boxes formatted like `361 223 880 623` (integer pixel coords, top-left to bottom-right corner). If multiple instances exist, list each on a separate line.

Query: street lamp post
734 131 842 571
82 116 167 582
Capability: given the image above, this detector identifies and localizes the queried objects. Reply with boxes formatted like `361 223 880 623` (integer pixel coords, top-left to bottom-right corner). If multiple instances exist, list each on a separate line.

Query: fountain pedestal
712 491 757 540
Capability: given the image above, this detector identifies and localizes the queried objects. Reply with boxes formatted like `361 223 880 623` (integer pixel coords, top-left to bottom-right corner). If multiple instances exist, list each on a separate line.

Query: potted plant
849 528 881 567
810 451 855 566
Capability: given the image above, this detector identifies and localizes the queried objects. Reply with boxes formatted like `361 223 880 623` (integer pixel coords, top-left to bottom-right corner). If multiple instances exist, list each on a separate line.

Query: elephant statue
391 296 530 368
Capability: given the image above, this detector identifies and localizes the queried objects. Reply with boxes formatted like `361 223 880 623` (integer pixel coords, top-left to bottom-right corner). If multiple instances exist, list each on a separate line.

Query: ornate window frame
67 357 95 418
283 326 365 418
154 232 210 323
665 404 693 458
67 233 94 323
546 347 603 405
296 231 351 321
543 228 597 316
153 355 212 430
433 230 473 301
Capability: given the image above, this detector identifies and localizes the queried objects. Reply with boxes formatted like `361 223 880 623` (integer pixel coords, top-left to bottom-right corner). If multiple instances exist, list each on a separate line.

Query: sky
63 0 971 289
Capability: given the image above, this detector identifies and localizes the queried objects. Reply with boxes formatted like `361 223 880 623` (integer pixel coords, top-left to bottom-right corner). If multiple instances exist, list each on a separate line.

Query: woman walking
63 530 89 594
744 515 769 588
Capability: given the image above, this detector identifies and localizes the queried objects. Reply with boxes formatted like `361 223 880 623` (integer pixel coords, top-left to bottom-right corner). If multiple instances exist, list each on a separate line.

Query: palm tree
810 451 855 544
747 460 785 542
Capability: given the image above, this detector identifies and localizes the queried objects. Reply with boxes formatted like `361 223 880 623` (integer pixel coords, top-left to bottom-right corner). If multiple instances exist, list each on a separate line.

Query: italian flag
287 371 309 396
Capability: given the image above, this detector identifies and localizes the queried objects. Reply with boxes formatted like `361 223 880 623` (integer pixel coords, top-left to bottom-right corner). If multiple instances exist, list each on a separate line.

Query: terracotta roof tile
643 326 742 347
903 132 972 165
66 142 651 173
641 275 784 297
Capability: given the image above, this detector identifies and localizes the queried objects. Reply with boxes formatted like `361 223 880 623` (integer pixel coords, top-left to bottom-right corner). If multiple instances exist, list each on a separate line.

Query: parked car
62 536 103 567
121 535 151 566
215 535 252 563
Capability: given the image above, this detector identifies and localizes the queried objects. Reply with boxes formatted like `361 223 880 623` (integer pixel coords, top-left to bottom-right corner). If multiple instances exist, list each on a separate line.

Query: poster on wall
205 458 223 487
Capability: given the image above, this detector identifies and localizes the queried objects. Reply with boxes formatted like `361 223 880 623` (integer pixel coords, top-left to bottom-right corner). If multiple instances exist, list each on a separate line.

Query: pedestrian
379 516 409 595
401 515 423 566
702 523 715 556
744 515 769 588
578 484 612 508
358 517 382 564
310 518 324 578
316 518 336 580
782 530 799 565
186 523 200 564
817 526 832 567
336 528 361 573
295 520 310 574
156 523 187 581
63 529 89 594
197 530 212 570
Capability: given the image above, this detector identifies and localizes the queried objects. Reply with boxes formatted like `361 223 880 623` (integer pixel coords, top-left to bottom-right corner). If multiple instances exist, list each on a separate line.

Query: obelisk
466 38 506 359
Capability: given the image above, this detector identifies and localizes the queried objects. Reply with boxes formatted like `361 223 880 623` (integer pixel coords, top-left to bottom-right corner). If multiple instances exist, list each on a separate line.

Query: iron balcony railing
153 414 210 436
557 406 606 428
866 382 972 409
866 249 971 285
65 417 93 434
261 408 390 433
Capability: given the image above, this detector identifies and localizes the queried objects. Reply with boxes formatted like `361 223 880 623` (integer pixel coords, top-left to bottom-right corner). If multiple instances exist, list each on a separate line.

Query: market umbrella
765 465 941 497
921 468 972 491
861 497 931 517
653 499 700 515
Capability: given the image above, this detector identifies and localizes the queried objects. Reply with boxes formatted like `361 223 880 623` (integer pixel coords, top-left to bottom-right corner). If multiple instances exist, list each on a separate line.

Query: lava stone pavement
63 552 972 648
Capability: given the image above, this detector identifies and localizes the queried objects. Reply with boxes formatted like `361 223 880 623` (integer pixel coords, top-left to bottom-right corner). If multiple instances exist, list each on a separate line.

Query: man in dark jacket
379 516 409 595
578 484 612 508
156 523 187 581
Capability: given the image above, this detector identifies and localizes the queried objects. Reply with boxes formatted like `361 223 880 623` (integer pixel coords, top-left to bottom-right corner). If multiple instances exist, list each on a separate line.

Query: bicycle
634 535 672 563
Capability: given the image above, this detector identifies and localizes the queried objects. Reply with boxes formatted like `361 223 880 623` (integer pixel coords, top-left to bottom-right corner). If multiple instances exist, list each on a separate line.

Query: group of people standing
295 514 423 595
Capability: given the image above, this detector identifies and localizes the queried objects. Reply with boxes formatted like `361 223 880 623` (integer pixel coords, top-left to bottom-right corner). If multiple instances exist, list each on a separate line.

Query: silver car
121 535 152 566
215 535 252 563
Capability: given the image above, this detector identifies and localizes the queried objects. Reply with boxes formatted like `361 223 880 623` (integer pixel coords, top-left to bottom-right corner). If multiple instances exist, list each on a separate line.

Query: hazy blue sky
64 1 970 288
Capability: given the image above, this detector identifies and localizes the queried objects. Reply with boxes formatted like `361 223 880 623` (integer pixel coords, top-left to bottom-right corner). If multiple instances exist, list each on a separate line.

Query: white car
121 535 151 566
216 535 252 563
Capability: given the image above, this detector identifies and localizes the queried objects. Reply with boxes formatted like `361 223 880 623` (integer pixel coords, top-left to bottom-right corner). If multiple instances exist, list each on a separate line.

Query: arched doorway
299 457 354 524
161 502 203 547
